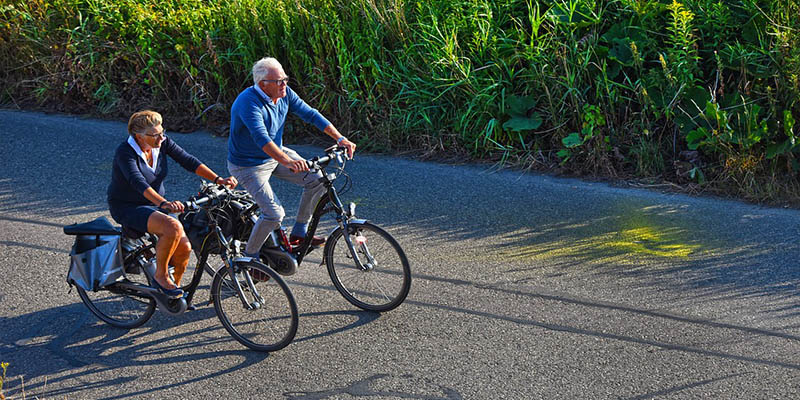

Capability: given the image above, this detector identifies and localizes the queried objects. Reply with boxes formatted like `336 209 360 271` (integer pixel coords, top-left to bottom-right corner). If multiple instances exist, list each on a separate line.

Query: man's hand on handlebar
286 159 310 173
339 138 356 159
218 176 238 189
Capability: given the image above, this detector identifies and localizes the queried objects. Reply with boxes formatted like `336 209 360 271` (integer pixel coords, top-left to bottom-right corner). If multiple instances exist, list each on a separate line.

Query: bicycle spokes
325 222 411 312
211 261 298 351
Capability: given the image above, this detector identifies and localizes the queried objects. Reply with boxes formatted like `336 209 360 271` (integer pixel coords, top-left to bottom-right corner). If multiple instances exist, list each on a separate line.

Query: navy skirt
108 202 159 234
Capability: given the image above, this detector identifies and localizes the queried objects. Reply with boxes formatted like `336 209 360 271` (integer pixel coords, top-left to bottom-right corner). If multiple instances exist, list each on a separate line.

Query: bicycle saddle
121 225 146 239
63 217 121 236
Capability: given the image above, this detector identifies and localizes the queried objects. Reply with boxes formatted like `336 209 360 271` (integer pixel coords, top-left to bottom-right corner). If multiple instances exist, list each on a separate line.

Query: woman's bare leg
171 236 192 286
147 212 184 290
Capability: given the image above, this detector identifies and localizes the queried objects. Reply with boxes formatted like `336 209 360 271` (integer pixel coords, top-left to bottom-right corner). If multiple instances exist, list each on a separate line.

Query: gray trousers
228 147 325 255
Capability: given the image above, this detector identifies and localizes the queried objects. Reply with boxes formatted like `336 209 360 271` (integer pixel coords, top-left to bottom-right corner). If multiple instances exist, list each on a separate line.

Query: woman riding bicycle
107 110 237 297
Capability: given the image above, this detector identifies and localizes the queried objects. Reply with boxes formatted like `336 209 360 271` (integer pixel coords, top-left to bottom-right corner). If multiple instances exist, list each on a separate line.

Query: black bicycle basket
180 208 221 254
180 191 255 254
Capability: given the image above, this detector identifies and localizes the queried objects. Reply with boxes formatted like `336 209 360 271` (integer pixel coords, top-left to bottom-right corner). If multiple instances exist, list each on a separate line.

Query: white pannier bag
68 234 124 291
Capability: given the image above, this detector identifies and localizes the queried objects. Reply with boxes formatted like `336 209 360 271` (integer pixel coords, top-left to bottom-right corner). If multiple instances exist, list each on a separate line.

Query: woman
107 110 237 297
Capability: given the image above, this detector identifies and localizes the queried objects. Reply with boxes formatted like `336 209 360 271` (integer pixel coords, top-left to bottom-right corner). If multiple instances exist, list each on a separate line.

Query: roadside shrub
1 0 798 202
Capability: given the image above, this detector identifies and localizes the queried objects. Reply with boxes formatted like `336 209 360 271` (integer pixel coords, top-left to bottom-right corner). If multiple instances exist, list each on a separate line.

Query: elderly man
227 57 356 263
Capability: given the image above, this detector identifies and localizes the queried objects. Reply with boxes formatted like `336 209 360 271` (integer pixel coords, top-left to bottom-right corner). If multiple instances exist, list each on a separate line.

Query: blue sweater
228 86 331 166
107 137 202 206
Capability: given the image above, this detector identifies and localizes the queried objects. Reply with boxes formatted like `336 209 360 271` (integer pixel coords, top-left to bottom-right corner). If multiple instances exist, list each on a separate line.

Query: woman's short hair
252 57 282 85
128 110 162 136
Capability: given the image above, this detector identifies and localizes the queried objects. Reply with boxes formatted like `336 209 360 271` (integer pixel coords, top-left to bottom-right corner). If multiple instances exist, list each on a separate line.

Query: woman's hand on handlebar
160 200 185 213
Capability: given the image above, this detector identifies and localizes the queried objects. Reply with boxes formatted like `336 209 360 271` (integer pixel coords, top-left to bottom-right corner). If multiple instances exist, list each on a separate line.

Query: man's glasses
262 77 290 86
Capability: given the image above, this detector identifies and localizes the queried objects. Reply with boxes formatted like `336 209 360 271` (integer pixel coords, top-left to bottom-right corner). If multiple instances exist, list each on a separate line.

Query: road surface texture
0 110 798 399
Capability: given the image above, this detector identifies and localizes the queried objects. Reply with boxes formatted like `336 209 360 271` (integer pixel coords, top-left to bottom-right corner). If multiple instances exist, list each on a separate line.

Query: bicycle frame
290 167 368 269
114 234 207 314
207 223 266 311
118 220 273 315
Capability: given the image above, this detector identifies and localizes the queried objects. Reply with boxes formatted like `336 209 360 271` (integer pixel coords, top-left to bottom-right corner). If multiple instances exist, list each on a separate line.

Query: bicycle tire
325 222 411 312
211 260 298 352
76 272 156 329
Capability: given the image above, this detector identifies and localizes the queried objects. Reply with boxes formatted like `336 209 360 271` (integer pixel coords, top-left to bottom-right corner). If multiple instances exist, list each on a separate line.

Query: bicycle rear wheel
76 270 156 329
325 222 411 312
211 260 298 352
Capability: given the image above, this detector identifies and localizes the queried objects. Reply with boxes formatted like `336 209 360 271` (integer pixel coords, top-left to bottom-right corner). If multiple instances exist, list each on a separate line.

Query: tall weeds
1 0 798 201
0 361 7 400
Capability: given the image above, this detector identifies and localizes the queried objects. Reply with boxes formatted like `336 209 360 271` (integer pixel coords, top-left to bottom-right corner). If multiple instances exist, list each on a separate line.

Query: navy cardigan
107 136 202 207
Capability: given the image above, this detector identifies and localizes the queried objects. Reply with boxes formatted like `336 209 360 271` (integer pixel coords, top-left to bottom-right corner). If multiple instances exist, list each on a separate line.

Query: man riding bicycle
227 57 356 264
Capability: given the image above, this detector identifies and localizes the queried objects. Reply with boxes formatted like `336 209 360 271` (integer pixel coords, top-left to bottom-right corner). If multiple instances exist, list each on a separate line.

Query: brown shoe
289 234 326 248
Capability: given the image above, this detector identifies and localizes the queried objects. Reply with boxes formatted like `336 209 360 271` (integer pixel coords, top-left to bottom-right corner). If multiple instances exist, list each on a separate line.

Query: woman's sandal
152 278 183 298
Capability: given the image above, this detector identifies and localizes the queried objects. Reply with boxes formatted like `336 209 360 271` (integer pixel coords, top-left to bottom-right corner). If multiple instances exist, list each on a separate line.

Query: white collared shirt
253 84 273 105
127 135 159 172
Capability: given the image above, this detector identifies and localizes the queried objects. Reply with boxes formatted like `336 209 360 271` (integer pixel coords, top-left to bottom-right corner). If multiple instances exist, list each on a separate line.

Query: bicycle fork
231 259 265 310
215 227 265 310
340 220 376 272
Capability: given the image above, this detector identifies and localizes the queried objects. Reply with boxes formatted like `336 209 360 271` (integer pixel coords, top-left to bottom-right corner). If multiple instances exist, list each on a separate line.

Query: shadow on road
286 274 800 375
0 301 379 399
379 194 800 311
408 269 800 367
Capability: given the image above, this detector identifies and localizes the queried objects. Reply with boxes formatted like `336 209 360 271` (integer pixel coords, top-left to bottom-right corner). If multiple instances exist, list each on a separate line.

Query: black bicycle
270 146 411 311
186 146 412 312
63 187 299 352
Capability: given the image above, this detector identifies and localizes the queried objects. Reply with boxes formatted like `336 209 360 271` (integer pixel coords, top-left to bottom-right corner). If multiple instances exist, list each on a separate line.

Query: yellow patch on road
606 226 699 258
490 224 700 264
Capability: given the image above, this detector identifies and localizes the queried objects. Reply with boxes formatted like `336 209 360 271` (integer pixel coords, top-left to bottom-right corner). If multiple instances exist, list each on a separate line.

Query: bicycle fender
325 219 368 238
323 219 370 256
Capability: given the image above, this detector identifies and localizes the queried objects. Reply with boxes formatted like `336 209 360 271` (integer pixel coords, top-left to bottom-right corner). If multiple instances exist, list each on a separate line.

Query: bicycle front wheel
76 272 156 329
211 260 298 352
325 222 411 312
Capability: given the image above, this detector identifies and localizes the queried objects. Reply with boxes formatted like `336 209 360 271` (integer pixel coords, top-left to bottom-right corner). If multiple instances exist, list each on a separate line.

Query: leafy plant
0 361 7 400
665 0 700 87
766 110 798 159
558 103 606 162
502 94 542 132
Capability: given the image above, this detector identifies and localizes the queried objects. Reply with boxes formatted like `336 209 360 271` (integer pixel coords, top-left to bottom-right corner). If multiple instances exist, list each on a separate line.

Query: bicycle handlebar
182 184 227 211
306 146 347 171
181 147 347 211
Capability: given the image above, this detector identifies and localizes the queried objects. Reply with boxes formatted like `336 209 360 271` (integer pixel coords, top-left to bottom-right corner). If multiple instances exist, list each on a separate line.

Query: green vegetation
0 361 7 400
1 0 799 202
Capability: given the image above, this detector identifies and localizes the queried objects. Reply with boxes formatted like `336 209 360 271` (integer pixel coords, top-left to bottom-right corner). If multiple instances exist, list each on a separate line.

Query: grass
0 361 13 400
0 361 6 400
0 362 50 400
1 0 799 203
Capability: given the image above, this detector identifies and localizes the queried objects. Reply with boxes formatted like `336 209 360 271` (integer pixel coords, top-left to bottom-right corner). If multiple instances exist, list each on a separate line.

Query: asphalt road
0 109 798 399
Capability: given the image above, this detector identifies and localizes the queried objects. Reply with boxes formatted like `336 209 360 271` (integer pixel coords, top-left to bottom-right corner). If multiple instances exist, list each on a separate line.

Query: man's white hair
252 57 283 85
